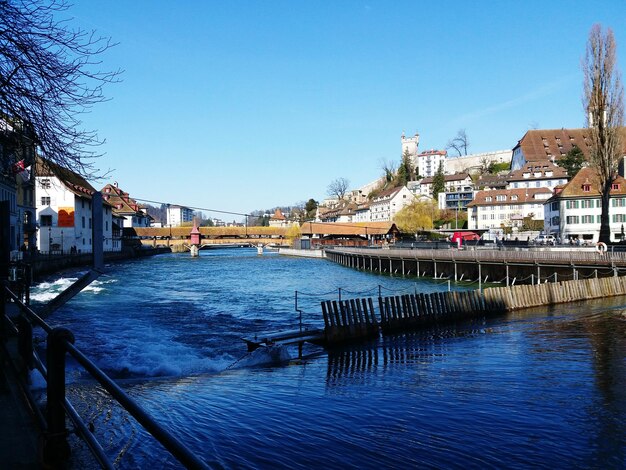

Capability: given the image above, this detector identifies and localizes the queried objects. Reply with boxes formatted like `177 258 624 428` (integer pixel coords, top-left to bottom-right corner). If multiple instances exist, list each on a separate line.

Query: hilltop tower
401 131 420 168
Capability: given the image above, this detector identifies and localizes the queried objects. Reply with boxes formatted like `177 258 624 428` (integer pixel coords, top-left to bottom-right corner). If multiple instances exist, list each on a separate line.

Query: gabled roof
507 160 568 181
35 157 96 198
101 183 146 215
467 187 552 207
418 149 447 157
372 186 403 202
548 167 626 200
270 208 286 220
478 174 508 189
514 128 626 163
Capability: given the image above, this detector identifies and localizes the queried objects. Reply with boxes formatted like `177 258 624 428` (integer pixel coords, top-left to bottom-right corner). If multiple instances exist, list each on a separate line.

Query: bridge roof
131 226 288 238
300 221 398 236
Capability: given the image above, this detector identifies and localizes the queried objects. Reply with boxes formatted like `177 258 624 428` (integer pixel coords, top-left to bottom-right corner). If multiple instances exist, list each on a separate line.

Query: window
485 196 492 202
89 218 92 229
566 200 579 209
551 202 559 211
40 178 51 189
566 216 580 224
612 198 626 207
106 221 109 231
40 215 52 226
613 183 621 190
41 196 51 206
583 184 591 192
582 215 594 224
511 195 518 201
82 216 85 228
496 195 506 202
581 200 594 209
613 214 626 223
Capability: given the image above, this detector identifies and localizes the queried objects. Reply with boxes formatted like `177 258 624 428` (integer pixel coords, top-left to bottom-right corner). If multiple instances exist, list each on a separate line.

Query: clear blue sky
68 0 626 219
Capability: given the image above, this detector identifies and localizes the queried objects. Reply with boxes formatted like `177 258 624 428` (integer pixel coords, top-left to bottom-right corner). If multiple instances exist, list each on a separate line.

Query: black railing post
44 327 75 466
0 282 6 340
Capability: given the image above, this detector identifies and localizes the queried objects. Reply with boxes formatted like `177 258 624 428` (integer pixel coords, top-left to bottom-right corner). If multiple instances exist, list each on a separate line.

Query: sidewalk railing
1 283 208 469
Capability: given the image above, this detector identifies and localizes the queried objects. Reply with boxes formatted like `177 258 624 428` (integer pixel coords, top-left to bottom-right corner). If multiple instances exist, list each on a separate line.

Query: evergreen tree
431 161 446 199
559 145 586 177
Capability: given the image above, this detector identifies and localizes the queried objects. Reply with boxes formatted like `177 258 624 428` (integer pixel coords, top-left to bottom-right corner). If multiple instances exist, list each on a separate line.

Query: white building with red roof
35 157 116 253
467 187 552 231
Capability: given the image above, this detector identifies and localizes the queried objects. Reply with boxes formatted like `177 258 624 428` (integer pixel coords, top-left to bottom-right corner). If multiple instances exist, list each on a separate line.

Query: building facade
544 167 626 243
467 188 552 231
416 150 447 178
35 158 116 253
370 186 416 222
166 205 194 227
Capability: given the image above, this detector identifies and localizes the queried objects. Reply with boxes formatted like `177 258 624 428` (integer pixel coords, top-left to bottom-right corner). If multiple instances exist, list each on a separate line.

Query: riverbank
25 246 171 279
278 247 325 258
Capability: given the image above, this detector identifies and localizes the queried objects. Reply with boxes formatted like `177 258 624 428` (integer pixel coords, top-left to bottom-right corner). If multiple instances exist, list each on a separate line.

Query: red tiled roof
507 160 568 181
270 208 286 220
548 167 626 199
467 187 552 207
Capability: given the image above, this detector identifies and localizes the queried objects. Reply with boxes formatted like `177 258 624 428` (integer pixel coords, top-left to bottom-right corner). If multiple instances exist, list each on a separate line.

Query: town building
467 187 552 232
506 160 569 191
511 128 594 171
544 167 626 243
369 186 416 222
34 157 116 253
101 183 153 228
416 149 447 178
166 205 194 227
269 208 288 227
414 173 473 198
0 118 37 255
353 202 371 223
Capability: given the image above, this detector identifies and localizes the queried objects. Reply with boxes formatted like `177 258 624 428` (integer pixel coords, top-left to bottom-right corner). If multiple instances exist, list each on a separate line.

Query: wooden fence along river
318 276 626 344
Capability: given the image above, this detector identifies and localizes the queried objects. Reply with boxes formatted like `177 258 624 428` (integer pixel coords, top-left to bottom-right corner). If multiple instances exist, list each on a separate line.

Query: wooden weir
243 276 626 351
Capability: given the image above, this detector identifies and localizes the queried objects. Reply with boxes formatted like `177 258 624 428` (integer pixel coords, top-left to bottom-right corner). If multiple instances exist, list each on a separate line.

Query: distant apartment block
166 205 194 227
416 149 446 178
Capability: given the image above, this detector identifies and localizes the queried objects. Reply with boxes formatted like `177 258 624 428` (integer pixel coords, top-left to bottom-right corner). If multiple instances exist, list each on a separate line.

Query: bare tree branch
0 0 122 177
327 177 350 200
445 129 469 156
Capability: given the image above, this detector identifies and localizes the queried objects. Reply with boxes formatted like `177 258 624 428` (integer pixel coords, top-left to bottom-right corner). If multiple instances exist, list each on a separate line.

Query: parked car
534 234 556 246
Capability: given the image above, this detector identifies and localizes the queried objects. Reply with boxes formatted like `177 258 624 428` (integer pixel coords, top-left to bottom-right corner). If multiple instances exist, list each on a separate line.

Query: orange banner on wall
58 207 75 227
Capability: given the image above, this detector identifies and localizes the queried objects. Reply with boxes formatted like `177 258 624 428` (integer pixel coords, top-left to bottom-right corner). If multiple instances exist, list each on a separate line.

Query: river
30 248 626 469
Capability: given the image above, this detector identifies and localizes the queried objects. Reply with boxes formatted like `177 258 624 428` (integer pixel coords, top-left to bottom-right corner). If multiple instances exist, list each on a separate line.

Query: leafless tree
445 129 469 157
0 0 121 176
583 24 624 243
327 177 350 200
380 158 395 182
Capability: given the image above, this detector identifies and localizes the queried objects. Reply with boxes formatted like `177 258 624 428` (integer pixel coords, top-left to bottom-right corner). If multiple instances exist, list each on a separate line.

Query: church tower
401 131 419 168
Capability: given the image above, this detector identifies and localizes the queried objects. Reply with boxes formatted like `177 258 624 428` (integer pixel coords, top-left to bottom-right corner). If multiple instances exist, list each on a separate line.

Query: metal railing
327 246 626 266
1 283 209 469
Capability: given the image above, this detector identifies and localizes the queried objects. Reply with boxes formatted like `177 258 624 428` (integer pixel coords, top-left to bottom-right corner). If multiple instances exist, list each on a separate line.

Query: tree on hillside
396 148 414 186
559 145 586 177
327 177 350 200
393 200 436 233
583 24 624 243
0 0 121 176
446 129 469 156
431 161 446 199
304 198 318 219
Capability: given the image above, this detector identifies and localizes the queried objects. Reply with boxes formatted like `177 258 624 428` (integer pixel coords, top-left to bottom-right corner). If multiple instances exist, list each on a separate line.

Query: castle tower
401 131 420 168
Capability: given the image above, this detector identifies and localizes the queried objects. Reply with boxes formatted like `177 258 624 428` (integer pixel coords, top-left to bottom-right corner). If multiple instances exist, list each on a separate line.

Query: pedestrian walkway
1 301 40 469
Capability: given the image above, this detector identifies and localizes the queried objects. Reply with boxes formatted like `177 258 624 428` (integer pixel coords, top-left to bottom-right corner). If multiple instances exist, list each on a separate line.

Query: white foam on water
230 345 292 369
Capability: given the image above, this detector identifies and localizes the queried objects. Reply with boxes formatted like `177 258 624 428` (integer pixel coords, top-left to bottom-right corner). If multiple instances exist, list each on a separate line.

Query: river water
30 249 626 469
